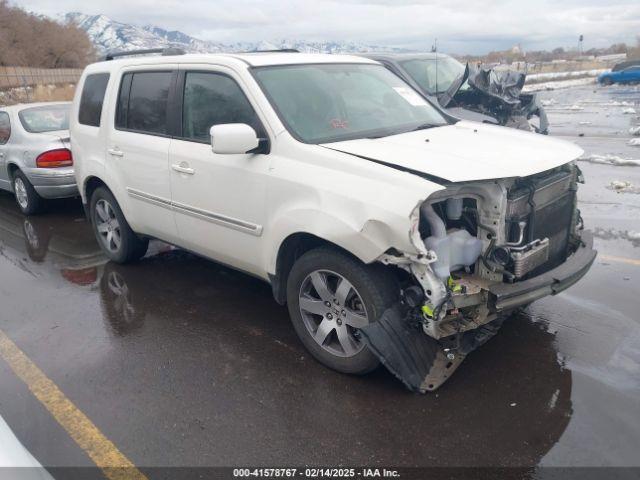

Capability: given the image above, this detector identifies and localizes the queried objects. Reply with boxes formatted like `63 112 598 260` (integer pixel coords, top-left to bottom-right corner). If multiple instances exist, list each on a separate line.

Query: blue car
598 63 640 85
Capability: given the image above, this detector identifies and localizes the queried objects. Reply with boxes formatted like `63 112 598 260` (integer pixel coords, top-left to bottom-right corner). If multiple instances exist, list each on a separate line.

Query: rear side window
116 71 172 135
79 73 110 127
0 112 10 144
182 72 261 142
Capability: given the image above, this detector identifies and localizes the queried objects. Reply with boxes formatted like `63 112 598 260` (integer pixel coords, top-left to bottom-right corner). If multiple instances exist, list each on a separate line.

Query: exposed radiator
506 169 576 278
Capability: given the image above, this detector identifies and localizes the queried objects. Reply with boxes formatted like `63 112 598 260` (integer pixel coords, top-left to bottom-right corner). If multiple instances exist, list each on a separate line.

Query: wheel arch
7 162 20 182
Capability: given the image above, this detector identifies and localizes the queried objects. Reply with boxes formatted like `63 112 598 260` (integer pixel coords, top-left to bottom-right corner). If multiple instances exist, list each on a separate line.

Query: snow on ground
622 108 637 115
631 126 640 136
523 77 597 92
607 181 640 194
579 154 640 167
629 139 640 146
526 69 608 82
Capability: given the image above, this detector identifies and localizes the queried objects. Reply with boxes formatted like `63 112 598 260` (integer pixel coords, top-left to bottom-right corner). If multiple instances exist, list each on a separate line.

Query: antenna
433 38 438 95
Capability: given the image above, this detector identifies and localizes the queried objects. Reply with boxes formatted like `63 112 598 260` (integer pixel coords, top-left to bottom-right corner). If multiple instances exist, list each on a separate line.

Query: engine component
512 238 550 278
421 203 483 280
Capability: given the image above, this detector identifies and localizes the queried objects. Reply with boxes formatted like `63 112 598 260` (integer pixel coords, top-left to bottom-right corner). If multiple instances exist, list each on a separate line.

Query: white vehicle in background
0 415 53 479
0 102 76 215
70 49 596 392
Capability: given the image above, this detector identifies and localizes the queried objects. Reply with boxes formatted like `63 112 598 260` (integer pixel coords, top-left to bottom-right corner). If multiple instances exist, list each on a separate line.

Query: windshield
253 63 447 144
400 57 466 95
18 104 70 133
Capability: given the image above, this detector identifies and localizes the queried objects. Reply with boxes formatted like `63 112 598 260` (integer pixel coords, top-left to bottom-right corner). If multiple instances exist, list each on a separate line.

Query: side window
0 112 10 144
182 72 261 142
116 71 172 135
79 73 110 127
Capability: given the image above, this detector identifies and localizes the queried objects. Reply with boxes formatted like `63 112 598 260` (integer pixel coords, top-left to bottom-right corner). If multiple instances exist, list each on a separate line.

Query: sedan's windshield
18 104 70 133
253 63 447 144
400 57 466 95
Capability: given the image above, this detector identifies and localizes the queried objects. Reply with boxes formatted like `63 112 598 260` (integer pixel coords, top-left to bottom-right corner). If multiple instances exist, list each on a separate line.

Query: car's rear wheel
13 170 43 215
286 247 398 374
90 187 148 263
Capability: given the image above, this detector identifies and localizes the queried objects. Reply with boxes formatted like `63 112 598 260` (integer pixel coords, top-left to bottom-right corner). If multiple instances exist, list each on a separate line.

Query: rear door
0 110 11 191
107 67 179 243
168 66 270 276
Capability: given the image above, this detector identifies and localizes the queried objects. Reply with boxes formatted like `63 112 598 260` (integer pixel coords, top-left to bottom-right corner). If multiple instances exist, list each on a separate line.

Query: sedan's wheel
90 187 148 263
602 77 613 86
287 247 398 374
299 270 368 358
13 171 43 215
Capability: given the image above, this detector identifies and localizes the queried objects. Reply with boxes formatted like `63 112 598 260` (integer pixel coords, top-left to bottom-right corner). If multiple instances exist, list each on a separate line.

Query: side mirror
210 124 260 154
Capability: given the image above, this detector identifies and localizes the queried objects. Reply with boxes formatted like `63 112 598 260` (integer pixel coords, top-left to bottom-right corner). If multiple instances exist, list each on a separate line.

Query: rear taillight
36 149 73 168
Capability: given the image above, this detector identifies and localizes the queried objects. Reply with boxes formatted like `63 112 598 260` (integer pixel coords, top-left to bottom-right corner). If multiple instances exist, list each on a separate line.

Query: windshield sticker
393 87 428 107
330 119 349 129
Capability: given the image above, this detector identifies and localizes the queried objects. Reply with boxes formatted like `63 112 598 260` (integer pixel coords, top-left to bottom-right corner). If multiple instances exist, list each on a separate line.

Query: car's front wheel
90 187 148 263
601 77 613 86
286 247 398 374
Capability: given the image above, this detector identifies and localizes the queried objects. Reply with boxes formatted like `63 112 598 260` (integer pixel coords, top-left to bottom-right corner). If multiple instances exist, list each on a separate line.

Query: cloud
14 0 640 54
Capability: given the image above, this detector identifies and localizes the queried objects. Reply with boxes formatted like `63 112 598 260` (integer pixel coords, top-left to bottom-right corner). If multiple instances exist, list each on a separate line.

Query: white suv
70 50 596 391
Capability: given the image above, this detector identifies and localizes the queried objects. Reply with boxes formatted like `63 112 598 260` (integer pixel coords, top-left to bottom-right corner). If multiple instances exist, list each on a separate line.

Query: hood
320 121 583 183
438 63 469 108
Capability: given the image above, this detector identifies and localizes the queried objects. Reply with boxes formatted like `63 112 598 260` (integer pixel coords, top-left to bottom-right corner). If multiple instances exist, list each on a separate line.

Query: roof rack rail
103 47 186 61
247 48 300 53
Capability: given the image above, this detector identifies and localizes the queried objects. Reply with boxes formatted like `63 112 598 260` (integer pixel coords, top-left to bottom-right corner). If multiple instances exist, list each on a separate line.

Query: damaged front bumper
489 230 596 311
365 230 596 393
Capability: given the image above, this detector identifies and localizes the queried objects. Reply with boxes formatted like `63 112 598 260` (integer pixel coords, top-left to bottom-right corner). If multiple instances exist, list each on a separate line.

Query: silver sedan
0 102 77 215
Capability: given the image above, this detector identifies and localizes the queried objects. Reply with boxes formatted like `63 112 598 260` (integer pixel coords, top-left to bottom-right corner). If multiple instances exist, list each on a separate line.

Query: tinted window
79 73 110 127
19 105 70 133
123 72 172 135
0 112 10 144
182 72 260 142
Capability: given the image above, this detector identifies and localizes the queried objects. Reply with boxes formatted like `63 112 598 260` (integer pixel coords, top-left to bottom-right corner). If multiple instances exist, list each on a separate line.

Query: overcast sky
14 0 640 54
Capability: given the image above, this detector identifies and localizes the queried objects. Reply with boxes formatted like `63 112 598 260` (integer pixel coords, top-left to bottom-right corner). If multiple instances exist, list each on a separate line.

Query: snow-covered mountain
63 12 412 55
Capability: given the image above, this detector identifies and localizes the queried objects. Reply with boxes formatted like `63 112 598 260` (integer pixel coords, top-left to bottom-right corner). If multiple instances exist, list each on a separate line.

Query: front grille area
506 168 576 279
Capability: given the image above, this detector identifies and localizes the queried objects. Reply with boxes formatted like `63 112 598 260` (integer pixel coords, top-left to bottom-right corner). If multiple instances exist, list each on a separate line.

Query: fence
0 66 82 90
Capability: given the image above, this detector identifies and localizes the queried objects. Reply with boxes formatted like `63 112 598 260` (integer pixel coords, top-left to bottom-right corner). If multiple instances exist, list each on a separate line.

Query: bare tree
0 0 96 67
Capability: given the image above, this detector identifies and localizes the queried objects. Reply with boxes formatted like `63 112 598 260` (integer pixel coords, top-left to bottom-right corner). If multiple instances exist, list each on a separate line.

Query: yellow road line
599 254 640 267
0 329 147 480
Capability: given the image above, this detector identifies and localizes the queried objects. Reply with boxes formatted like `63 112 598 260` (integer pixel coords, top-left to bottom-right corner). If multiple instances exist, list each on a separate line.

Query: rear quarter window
79 73 110 127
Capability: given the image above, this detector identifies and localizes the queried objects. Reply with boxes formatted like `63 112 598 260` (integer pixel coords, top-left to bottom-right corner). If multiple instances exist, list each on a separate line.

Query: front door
169 68 270 276
0 111 11 191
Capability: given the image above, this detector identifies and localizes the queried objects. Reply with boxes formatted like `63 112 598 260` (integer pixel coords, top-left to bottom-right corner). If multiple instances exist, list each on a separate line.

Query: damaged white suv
71 50 596 392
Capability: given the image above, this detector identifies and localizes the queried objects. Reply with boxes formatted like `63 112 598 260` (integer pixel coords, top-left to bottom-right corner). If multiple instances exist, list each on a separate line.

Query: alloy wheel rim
298 269 368 358
14 178 28 210
95 199 122 253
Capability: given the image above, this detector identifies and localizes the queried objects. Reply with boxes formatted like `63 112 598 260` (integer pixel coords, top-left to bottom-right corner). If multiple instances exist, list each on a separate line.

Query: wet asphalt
0 82 639 477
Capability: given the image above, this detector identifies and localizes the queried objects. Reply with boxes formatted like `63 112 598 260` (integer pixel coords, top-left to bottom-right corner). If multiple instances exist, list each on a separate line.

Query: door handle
108 148 124 157
171 163 195 175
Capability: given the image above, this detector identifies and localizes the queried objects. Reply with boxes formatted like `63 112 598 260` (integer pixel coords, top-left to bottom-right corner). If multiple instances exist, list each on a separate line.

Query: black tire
286 247 398 374
601 77 613 86
90 186 148 263
13 170 43 215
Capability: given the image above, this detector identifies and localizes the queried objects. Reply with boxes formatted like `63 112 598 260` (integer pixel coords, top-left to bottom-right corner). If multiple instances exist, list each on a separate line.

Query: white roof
85 52 378 72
